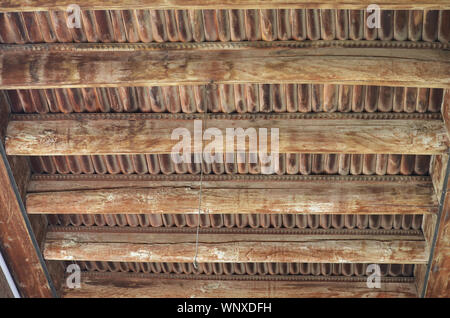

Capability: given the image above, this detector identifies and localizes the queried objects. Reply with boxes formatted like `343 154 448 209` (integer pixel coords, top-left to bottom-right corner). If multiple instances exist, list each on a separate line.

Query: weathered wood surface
1 0 448 11
422 90 450 297
430 154 449 202
26 178 438 215
0 143 55 297
44 230 428 263
6 114 449 155
425 194 450 297
0 264 14 298
62 273 418 298
0 46 449 89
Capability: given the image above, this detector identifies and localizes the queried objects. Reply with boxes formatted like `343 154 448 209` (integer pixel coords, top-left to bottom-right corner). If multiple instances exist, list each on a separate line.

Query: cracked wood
44 230 428 264
0 46 449 89
6 115 449 155
26 178 438 215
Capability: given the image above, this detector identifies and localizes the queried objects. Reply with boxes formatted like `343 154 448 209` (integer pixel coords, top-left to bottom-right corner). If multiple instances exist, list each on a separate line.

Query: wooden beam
421 90 450 297
44 229 428 263
425 194 450 297
62 272 418 298
1 0 448 11
0 44 449 89
26 177 438 215
0 144 55 297
6 113 448 156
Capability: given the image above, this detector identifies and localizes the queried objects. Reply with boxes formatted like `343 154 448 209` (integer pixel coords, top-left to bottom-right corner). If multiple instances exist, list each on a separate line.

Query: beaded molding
32 173 432 183
1 40 449 52
80 271 416 282
48 226 423 237
11 112 444 121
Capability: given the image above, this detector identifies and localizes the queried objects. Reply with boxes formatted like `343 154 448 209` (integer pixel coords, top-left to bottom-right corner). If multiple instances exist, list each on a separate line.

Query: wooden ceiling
0 1 449 298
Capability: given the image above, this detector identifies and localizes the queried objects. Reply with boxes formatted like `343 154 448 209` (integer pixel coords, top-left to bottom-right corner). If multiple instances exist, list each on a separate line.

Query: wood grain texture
430 154 449 201
26 179 438 215
423 91 450 297
0 46 449 89
43 230 429 263
0 143 54 297
62 272 418 298
425 195 450 297
1 0 448 11
6 114 449 155
442 90 450 141
0 265 14 298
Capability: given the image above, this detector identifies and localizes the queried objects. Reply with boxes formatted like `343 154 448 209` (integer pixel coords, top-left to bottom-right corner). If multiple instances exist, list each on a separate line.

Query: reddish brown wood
423 89 450 297
62 272 418 298
0 146 55 297
0 45 449 89
27 178 438 215
6 114 449 155
44 229 429 264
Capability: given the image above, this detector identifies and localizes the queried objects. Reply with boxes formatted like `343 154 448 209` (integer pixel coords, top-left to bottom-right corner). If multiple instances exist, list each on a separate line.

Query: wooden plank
422 90 450 297
0 45 449 89
26 178 438 215
0 143 55 297
63 272 418 298
1 0 448 11
425 194 450 297
0 261 14 298
6 113 448 155
43 230 429 263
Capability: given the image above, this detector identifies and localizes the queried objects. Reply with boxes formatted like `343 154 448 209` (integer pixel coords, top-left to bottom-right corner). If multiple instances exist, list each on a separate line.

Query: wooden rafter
0 43 449 89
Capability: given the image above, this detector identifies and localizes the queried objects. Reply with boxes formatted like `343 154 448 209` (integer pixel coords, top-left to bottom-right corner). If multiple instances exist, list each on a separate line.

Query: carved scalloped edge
80 271 416 282
32 174 431 183
1 40 449 52
11 112 443 121
48 226 423 237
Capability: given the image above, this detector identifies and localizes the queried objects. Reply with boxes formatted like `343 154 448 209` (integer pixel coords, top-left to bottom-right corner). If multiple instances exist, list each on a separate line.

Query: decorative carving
11 112 443 122
1 40 449 52
32 173 432 183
